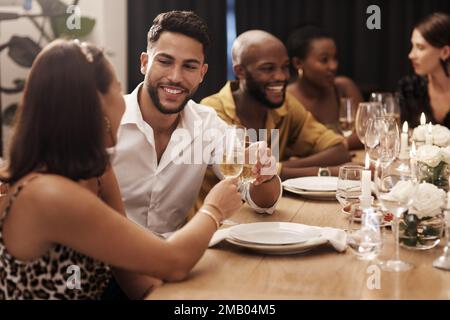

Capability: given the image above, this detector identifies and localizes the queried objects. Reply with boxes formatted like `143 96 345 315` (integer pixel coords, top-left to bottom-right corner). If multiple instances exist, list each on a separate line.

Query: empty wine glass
375 161 416 272
378 116 400 167
365 116 399 169
336 165 363 208
355 102 385 146
433 207 450 270
370 92 401 126
347 206 383 260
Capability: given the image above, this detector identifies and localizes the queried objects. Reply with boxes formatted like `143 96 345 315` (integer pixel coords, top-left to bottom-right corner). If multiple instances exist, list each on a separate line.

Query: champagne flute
338 98 356 138
218 125 245 226
219 126 245 179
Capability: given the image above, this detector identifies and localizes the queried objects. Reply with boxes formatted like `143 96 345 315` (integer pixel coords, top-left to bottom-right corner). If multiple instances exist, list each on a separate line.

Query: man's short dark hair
147 10 211 59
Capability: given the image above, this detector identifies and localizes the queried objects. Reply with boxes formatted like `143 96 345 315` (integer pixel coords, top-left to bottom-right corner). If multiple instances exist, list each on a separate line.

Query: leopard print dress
0 176 111 300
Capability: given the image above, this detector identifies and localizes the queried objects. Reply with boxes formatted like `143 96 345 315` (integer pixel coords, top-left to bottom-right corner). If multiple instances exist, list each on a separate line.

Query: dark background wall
128 0 450 100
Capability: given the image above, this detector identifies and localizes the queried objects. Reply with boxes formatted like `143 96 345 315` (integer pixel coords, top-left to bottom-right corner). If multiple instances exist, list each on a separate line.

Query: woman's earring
104 116 111 132
298 68 304 78
104 116 116 145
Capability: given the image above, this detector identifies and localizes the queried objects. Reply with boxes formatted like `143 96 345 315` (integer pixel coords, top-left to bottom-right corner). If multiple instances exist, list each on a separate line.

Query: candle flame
420 113 426 126
365 153 370 169
428 122 433 134
402 121 408 133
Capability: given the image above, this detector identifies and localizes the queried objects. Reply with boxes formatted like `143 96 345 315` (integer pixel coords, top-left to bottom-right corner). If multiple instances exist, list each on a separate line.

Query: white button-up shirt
112 83 280 236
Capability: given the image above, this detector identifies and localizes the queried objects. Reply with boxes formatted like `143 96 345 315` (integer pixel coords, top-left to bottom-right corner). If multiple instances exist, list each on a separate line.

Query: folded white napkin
209 224 347 252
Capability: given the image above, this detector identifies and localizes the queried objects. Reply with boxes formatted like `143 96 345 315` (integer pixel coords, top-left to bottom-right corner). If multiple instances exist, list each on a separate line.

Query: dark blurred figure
398 13 450 128
287 26 363 150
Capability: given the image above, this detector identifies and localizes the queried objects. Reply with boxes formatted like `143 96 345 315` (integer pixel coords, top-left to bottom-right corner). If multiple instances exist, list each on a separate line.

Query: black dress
397 75 450 128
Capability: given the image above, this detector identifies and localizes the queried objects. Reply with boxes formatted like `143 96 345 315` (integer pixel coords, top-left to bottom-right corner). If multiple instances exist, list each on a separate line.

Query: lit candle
425 122 433 145
361 153 372 199
399 121 409 159
420 113 426 126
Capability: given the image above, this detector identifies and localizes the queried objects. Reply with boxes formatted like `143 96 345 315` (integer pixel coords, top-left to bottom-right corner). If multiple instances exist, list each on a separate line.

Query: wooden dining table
147 155 450 300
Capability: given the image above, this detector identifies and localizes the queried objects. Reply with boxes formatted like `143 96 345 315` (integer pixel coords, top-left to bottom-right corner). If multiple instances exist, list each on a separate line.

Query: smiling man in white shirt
112 11 282 237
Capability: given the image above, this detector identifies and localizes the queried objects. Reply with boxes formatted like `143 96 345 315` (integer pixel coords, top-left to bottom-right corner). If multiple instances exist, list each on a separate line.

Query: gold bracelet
199 208 221 230
203 203 224 221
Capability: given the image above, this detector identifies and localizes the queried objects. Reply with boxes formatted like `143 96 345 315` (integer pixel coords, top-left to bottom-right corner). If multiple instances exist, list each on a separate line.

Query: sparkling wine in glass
339 98 356 138
219 126 245 179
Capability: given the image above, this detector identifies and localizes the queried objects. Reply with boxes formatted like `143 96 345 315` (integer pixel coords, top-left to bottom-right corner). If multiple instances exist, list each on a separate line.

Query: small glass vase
416 161 448 190
399 212 445 250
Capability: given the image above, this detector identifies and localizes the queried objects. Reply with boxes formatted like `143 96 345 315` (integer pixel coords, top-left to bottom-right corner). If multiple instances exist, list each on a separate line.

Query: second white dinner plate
283 176 338 192
228 222 322 246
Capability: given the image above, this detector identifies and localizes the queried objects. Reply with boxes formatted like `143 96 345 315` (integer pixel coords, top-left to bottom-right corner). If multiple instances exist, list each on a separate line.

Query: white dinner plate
283 176 338 192
283 186 337 201
225 238 327 255
228 222 322 245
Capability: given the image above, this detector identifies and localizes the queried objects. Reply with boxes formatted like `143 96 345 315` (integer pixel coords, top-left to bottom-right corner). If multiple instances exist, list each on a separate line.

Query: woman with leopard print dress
0 40 243 300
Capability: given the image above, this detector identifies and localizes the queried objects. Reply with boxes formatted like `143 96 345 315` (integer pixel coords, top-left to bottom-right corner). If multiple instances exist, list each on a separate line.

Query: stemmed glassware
365 116 399 170
338 98 356 138
355 102 385 148
218 125 246 226
374 120 415 272
370 92 401 126
336 165 363 208
433 207 450 270
218 125 245 179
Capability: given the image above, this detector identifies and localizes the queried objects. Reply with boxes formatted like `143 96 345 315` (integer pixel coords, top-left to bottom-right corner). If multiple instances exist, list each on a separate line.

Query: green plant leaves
36 0 96 39
36 0 67 16
51 16 96 39
2 103 18 127
7 36 42 68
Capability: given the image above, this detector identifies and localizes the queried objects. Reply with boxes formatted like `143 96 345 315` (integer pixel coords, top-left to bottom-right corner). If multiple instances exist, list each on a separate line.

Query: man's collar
221 81 288 125
121 82 145 125
122 82 203 139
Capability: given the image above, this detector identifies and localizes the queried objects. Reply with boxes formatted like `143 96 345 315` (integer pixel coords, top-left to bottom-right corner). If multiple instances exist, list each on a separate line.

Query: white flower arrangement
409 183 446 219
414 145 449 188
412 124 450 147
415 144 444 167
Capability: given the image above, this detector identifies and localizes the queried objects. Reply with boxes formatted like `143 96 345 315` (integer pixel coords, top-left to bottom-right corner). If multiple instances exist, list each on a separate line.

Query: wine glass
218 125 246 226
433 207 450 270
219 125 245 179
336 165 363 208
355 102 385 146
370 92 401 126
347 206 383 260
375 161 416 272
365 116 399 169
338 98 356 138
240 136 258 185
378 116 400 167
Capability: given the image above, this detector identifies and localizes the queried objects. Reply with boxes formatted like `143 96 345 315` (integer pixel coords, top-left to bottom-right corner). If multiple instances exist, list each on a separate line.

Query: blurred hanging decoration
0 0 96 147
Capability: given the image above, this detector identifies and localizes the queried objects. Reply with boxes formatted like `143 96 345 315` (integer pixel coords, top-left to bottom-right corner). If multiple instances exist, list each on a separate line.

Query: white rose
413 125 427 142
432 125 450 147
441 146 450 164
388 180 416 203
410 183 445 218
416 144 442 167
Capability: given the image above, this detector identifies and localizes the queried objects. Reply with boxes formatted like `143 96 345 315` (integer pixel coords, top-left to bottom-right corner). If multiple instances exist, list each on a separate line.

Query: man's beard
245 73 287 109
145 81 194 115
